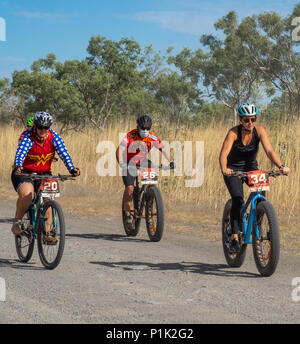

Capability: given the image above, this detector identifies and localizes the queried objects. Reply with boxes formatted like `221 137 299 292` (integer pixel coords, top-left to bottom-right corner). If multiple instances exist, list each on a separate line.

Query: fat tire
222 199 247 268
145 186 164 242
252 200 280 277
122 193 141 237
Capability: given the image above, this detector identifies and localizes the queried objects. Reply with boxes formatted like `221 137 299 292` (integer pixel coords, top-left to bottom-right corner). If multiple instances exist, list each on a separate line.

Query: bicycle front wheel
252 200 280 277
145 186 164 242
15 209 35 263
37 200 65 270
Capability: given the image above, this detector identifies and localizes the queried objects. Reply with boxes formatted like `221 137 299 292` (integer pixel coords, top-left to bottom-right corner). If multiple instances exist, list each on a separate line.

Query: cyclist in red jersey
116 115 174 229
11 112 80 242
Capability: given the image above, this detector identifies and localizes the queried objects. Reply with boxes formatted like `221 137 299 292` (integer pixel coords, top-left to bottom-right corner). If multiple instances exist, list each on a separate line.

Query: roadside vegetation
1 6 299 250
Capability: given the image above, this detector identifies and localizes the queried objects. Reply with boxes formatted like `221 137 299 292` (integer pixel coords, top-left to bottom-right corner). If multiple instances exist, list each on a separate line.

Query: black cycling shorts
121 160 153 187
122 174 136 188
11 170 51 193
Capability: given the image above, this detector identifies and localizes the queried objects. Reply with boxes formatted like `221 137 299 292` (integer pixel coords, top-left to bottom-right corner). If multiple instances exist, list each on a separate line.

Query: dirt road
0 197 299 324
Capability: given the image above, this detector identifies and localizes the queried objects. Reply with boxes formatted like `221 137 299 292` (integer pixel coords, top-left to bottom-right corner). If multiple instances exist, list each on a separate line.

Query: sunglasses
36 125 50 130
139 126 151 131
242 117 256 123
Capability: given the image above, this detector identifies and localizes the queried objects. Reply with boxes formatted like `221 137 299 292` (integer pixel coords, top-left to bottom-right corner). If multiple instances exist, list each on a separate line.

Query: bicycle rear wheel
145 186 164 242
37 200 65 270
15 209 35 263
222 199 247 268
122 188 141 237
252 200 280 276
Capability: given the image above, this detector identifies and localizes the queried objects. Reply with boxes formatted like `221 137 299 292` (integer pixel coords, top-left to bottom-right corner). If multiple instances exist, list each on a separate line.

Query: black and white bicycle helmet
34 111 53 127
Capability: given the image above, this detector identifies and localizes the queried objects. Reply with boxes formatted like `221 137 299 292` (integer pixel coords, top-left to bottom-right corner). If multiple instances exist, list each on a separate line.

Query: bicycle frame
134 177 148 218
241 191 267 244
27 189 59 240
27 193 44 240
127 164 171 220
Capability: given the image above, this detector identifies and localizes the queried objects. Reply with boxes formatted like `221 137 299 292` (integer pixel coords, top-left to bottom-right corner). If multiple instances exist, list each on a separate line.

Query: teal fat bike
222 170 286 276
15 173 75 270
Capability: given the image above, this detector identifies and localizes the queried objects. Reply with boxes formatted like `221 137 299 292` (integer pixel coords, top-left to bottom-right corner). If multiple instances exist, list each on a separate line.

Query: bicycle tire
222 199 247 268
122 189 141 237
145 186 164 242
37 200 65 270
15 209 35 263
252 200 280 276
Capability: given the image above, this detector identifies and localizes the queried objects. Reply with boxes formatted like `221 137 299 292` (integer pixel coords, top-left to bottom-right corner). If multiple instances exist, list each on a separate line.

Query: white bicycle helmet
238 103 258 117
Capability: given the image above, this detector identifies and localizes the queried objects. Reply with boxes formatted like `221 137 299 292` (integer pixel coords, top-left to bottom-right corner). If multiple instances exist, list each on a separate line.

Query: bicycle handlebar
159 164 174 170
19 173 76 181
135 164 174 171
229 170 287 178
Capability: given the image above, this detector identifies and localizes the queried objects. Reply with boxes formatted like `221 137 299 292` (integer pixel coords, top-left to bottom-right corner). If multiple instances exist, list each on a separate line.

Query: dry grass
1 120 299 250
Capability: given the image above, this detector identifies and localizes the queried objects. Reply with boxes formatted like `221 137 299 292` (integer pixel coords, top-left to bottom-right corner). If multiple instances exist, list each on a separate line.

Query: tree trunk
233 108 238 126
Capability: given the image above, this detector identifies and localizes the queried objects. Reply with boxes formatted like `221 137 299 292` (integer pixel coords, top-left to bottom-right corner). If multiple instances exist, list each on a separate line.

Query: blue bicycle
222 170 285 276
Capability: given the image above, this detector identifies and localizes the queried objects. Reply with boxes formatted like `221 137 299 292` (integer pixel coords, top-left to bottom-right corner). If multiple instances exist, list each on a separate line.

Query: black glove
70 167 80 176
14 166 23 175
169 161 175 170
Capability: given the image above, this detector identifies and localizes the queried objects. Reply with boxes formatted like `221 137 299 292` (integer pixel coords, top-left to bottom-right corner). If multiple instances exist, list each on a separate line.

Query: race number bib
247 170 270 192
141 168 158 185
41 178 60 197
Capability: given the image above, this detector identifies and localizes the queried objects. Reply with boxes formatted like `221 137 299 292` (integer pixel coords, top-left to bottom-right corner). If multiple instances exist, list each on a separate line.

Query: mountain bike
122 164 173 242
15 173 75 270
222 170 286 276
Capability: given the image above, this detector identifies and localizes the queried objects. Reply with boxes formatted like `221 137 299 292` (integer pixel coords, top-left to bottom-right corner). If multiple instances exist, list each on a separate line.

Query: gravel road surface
0 197 299 324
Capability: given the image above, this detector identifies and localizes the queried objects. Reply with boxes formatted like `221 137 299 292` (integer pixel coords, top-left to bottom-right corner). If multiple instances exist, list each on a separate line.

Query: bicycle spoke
256 214 271 266
147 197 157 236
42 208 59 255
222 199 247 267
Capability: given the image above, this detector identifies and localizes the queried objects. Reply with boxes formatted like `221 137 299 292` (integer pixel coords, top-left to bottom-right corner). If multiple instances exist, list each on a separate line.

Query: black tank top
227 125 260 171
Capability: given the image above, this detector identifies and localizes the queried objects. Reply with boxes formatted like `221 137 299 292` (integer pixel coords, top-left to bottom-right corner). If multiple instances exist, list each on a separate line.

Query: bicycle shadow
0 218 14 224
0 258 44 271
90 260 261 278
66 233 149 243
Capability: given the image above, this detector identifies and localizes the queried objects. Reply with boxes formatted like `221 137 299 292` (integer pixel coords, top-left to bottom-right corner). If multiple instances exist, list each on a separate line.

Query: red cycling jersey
21 130 55 173
121 129 164 164
14 128 75 173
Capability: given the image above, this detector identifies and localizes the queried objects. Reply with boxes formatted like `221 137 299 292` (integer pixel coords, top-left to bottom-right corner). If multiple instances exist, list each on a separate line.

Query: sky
0 0 299 79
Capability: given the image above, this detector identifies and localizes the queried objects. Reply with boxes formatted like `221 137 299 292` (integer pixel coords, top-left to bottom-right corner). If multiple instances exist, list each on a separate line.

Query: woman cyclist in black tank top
219 103 290 253
227 124 260 171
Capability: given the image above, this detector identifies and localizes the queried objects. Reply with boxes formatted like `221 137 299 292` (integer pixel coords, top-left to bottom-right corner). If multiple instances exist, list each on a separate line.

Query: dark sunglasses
36 125 50 130
139 126 151 130
242 117 256 123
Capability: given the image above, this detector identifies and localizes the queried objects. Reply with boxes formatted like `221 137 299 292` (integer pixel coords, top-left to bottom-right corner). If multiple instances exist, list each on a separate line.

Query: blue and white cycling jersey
14 129 75 172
